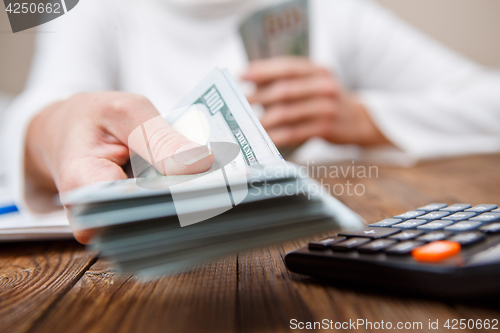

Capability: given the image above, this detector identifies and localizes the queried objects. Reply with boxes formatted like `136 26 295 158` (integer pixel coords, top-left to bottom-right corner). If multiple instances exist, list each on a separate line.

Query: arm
3 0 212 223
244 0 500 163
3 0 118 214
344 0 500 160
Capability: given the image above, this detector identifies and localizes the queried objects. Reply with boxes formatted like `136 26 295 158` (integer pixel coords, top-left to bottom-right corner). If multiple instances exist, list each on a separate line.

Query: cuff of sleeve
3 92 64 216
358 90 500 165
357 91 444 165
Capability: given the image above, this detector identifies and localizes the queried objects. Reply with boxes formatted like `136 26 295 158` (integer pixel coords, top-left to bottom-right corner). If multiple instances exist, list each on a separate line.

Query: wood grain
2 154 500 333
30 256 238 333
0 240 97 333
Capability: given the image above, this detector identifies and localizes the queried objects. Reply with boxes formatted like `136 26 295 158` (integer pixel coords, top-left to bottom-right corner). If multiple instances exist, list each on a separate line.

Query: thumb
102 94 213 176
127 114 213 176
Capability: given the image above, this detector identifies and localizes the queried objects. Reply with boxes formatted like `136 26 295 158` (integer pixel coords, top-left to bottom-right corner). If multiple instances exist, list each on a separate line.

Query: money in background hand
239 0 309 61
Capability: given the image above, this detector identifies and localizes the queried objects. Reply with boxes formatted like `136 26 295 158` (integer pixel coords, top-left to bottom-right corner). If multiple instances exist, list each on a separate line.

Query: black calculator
285 203 500 300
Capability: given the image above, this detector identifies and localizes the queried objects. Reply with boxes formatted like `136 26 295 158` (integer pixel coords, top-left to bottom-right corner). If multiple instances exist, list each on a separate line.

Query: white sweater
2 0 500 213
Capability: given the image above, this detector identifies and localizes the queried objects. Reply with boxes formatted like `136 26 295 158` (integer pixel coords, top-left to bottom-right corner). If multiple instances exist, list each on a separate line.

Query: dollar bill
170 67 285 167
239 0 309 61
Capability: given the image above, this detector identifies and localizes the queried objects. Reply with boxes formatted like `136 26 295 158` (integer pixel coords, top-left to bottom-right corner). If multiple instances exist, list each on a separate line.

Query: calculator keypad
338 227 400 239
416 203 447 213
439 204 472 212
358 239 397 253
465 204 497 213
445 221 481 232
416 211 450 221
307 203 500 263
308 236 346 250
416 231 452 242
393 210 426 220
331 237 370 251
388 229 424 241
448 231 485 246
469 213 500 223
386 241 425 255
368 218 402 227
392 219 427 229
442 212 477 221
417 220 454 230
412 241 461 262
480 223 500 234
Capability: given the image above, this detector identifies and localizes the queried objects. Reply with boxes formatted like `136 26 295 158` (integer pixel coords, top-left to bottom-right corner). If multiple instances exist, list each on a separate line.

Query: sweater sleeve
2 0 119 215
340 0 500 162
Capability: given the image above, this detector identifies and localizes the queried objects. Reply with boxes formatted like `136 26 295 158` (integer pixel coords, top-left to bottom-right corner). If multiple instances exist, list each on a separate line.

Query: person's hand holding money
243 57 389 148
25 92 213 243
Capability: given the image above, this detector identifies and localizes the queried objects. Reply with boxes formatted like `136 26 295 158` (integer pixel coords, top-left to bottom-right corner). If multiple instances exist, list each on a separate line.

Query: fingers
243 57 327 85
247 75 338 105
98 94 213 176
58 155 128 193
128 115 213 176
267 120 332 147
261 97 337 130
71 228 97 245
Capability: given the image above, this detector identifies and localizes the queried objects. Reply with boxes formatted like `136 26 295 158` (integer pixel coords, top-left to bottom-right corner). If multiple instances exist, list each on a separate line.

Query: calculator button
358 239 397 253
416 203 448 213
417 220 454 230
392 219 428 229
338 227 400 239
416 211 450 221
445 221 482 232
386 241 425 255
331 237 371 251
479 223 500 234
442 212 477 221
493 209 500 213
368 218 402 227
439 204 472 213
416 231 453 242
447 231 486 246
469 212 500 223
388 230 425 241
393 210 426 220
465 204 497 213
412 241 461 263
308 236 346 250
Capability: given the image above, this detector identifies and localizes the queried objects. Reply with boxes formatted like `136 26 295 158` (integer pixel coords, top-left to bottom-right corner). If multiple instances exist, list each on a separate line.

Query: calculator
285 203 500 300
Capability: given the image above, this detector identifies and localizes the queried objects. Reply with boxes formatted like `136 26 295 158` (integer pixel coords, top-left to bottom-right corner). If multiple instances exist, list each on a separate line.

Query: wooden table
1 154 500 333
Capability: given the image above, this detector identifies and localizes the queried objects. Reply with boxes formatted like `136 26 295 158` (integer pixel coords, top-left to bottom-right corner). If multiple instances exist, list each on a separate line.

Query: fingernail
172 144 212 166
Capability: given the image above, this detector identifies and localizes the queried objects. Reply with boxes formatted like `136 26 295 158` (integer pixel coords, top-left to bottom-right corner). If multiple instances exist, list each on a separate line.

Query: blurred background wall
1 0 500 96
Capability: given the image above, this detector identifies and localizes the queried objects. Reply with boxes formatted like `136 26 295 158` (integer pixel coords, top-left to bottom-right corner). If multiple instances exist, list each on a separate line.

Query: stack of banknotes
64 68 363 278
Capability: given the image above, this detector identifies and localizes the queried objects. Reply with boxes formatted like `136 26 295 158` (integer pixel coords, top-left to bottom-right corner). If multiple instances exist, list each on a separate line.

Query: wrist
350 98 391 146
25 105 58 194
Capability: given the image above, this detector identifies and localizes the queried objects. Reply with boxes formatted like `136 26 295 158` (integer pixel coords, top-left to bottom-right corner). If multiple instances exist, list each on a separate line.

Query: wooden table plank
237 240 470 333
30 256 238 333
4 154 500 333
0 240 97 333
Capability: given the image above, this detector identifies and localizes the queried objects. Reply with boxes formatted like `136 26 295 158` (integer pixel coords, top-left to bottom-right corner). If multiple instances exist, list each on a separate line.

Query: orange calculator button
412 241 461 263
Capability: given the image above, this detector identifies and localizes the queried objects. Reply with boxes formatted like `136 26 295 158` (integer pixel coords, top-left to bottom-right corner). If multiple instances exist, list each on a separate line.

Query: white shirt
3 0 500 214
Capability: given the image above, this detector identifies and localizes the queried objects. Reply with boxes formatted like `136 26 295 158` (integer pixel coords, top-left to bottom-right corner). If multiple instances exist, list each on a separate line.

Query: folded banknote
239 0 309 61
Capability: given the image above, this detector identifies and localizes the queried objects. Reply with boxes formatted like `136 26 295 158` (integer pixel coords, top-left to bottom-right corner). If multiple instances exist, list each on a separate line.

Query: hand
243 57 390 148
25 92 213 243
